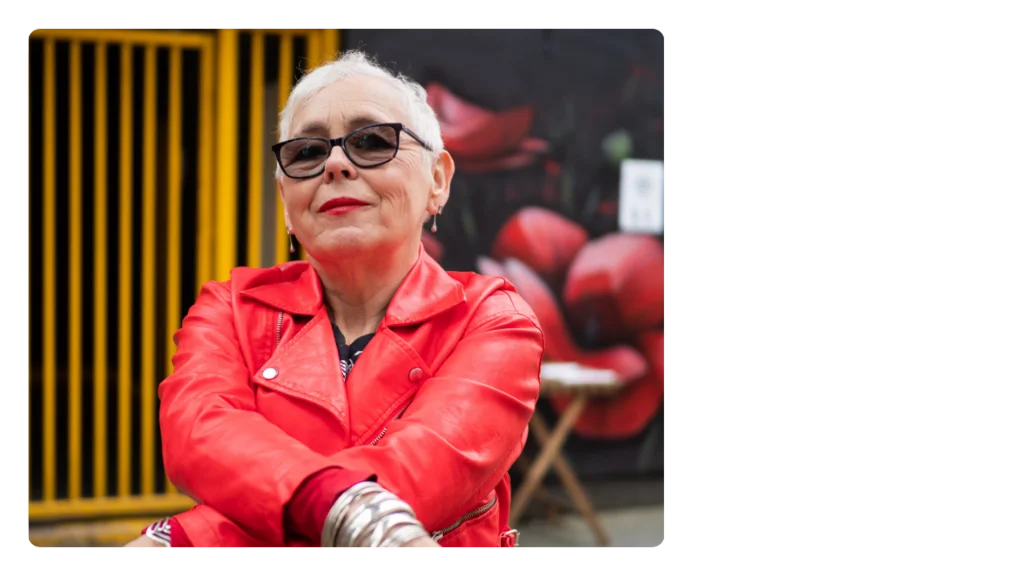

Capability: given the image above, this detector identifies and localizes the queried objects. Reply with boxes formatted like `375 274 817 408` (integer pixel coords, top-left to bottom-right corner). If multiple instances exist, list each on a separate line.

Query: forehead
290 75 411 137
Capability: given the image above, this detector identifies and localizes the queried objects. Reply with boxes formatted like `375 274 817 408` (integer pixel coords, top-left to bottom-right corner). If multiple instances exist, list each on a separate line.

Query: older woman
125 50 543 547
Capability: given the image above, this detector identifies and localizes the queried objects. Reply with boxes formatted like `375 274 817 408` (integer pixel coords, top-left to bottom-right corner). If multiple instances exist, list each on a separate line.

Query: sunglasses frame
271 122 434 179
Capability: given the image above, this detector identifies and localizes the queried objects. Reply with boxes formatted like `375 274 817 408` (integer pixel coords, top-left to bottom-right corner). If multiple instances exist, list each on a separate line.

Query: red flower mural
421 232 445 263
482 207 665 438
491 206 588 289
427 83 549 173
563 233 664 341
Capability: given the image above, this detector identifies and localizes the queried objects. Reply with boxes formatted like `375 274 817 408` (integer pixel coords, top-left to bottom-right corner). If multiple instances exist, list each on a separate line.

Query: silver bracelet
380 523 431 548
351 509 421 547
321 481 428 548
345 496 428 547
321 482 384 548
363 512 425 547
336 491 395 548
322 498 347 548
336 482 386 517
349 496 416 543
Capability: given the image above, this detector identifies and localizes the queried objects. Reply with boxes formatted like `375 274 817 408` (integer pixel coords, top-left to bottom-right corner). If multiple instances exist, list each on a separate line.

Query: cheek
377 185 418 220
372 166 429 217
282 180 317 214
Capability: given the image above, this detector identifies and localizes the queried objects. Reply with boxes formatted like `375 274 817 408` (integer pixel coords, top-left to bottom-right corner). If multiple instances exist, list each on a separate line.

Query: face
278 75 453 261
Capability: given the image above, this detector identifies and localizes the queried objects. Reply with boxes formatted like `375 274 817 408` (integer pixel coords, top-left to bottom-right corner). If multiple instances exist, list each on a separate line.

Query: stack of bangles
321 482 431 547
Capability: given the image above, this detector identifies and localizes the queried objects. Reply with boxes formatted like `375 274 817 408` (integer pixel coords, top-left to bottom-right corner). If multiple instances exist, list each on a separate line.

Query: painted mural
345 31 664 471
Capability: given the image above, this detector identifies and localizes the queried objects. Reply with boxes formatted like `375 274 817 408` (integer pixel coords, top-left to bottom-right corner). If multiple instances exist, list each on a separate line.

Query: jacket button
262 367 279 380
408 368 424 382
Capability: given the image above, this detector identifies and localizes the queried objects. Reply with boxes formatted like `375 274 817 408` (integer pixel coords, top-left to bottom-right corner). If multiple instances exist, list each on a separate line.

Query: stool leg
513 456 556 521
509 396 587 526
531 410 612 546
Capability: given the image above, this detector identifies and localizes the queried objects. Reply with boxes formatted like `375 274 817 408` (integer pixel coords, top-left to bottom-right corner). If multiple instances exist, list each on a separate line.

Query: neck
308 240 420 341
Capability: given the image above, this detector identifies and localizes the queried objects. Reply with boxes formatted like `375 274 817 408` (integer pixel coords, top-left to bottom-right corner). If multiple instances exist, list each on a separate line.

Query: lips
318 197 370 213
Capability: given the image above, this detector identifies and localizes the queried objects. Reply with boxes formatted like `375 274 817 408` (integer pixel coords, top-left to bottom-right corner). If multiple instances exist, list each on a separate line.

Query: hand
124 535 166 547
401 535 440 547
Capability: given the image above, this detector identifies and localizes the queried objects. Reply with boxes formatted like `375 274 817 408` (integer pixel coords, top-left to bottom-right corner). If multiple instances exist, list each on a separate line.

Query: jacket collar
241 245 466 327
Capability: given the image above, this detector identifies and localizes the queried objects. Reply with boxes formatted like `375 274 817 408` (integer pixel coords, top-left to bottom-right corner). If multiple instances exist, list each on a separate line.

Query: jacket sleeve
159 281 367 545
327 291 544 532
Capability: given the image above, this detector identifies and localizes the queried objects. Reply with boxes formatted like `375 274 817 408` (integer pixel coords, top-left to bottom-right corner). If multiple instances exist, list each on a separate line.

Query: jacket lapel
240 248 469 444
380 247 466 329
252 308 350 432
347 251 468 443
343 328 428 445
240 263 324 317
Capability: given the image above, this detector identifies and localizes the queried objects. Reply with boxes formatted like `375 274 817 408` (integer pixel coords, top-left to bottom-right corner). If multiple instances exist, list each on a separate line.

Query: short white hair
276 50 444 176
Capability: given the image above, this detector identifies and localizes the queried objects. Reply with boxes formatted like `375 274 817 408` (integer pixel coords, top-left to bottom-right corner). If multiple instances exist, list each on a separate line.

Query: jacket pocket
434 495 500 547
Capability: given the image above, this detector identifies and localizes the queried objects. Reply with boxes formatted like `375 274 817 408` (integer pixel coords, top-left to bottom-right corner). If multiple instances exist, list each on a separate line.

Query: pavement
518 506 663 547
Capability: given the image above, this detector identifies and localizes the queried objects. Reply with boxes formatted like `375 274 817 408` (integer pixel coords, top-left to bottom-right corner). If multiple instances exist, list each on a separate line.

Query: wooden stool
510 363 624 546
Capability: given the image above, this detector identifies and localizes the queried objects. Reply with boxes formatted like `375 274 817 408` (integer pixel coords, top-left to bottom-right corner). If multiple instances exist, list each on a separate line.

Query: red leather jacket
159 249 543 546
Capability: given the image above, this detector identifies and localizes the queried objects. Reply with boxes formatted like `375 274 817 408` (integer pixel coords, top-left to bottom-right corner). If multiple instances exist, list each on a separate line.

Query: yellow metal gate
28 29 339 529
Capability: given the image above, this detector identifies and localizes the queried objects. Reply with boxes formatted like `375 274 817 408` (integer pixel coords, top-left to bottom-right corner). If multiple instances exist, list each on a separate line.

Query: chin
310 226 381 256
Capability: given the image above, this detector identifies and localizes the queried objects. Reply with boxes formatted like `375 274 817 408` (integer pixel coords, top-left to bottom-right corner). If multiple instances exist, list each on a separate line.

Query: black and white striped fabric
331 324 373 382
144 517 173 547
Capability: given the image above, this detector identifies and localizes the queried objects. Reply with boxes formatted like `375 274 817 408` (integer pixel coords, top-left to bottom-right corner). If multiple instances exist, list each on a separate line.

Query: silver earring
430 205 444 233
288 229 295 254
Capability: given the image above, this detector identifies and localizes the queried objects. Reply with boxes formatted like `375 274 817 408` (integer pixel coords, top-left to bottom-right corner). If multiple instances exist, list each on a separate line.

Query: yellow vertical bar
118 43 133 498
306 30 321 71
93 41 108 498
305 29 317 70
248 32 264 269
215 30 238 280
299 28 321 260
322 29 338 63
276 32 292 264
141 44 157 496
165 47 182 495
297 30 314 261
68 40 83 501
42 37 56 503
196 41 214 292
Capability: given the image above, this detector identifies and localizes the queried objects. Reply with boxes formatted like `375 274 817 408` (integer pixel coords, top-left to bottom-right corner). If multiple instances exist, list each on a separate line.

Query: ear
427 150 455 213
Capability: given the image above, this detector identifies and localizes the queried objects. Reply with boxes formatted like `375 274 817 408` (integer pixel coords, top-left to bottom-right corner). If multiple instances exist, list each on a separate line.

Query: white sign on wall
618 159 664 234
663 163 671 230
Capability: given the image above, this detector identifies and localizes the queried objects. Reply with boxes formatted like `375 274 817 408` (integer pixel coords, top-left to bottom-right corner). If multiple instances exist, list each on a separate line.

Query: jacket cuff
284 467 376 545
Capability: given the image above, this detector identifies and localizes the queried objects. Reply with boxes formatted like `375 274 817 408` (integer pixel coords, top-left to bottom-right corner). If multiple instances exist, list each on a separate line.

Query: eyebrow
293 115 392 138
345 115 390 129
292 121 331 137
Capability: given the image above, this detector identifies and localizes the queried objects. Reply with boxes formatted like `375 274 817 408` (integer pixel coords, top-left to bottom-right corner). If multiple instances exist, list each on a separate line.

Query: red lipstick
318 197 369 215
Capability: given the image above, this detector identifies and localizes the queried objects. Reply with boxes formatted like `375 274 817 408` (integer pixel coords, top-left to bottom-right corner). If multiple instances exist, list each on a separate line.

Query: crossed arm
156 282 543 546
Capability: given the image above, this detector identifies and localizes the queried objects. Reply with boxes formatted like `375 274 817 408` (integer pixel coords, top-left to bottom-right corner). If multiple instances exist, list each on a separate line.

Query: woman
125 50 543 547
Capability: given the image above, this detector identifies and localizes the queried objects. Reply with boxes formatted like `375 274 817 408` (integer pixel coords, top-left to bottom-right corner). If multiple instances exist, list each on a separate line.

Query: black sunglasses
271 122 434 179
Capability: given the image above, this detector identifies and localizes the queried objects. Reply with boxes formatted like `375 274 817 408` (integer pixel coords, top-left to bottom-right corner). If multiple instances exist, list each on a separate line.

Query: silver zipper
368 404 410 446
276 311 283 345
430 496 498 541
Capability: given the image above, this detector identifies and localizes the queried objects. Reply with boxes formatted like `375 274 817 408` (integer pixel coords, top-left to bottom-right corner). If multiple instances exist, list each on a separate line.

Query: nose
323 143 356 183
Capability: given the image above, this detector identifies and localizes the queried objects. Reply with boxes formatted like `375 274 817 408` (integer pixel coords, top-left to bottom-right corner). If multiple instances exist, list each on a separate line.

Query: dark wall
344 29 664 269
344 30 665 479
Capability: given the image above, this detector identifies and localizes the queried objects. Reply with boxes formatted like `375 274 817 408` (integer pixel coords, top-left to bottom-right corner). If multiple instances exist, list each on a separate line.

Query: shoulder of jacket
199 261 309 296
453 271 541 334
